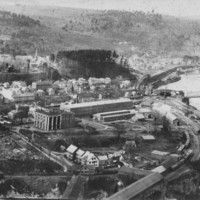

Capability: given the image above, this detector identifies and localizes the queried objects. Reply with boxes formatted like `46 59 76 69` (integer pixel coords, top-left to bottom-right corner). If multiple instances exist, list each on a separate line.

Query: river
158 71 200 110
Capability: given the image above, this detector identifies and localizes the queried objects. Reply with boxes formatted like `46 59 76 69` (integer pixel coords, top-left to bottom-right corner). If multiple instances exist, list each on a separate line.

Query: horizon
1 0 200 18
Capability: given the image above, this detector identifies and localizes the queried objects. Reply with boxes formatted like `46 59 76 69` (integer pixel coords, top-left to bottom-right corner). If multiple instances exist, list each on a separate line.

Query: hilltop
1 5 200 57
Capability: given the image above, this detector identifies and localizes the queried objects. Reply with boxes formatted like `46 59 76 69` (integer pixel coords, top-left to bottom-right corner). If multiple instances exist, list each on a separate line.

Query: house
151 150 170 161
165 112 180 126
98 155 109 166
132 113 145 122
75 149 85 164
81 151 99 167
139 108 153 119
65 145 78 160
81 165 96 175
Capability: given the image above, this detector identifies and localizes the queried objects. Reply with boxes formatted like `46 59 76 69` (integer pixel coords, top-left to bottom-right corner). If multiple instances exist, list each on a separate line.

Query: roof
151 150 169 156
94 110 130 116
35 81 52 86
82 151 93 161
76 149 85 157
67 145 78 154
35 108 64 116
113 150 125 157
161 157 176 169
103 113 134 120
151 166 166 173
61 98 132 109
139 108 152 113
107 173 163 200
13 93 35 97
166 112 177 122
132 113 145 119
141 135 155 140
98 155 108 161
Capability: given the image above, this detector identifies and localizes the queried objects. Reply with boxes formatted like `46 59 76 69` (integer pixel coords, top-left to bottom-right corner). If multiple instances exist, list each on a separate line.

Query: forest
56 50 133 79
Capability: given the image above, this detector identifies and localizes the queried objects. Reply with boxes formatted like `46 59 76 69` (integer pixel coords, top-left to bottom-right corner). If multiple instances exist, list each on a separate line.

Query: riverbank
158 71 200 110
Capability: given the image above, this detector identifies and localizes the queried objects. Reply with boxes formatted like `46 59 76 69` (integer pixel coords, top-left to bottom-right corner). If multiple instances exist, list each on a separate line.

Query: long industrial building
93 110 137 122
60 99 133 117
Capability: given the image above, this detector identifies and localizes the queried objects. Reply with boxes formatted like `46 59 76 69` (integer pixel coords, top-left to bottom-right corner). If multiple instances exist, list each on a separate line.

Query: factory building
13 93 35 103
34 108 75 131
93 110 131 121
60 99 133 117
32 81 52 91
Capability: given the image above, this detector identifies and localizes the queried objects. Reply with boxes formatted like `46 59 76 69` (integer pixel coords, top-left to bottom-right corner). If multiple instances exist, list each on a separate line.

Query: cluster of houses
0 77 114 104
64 144 124 169
125 54 183 72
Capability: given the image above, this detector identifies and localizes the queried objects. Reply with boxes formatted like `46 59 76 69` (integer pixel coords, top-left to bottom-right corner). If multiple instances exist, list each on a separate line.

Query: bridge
106 173 165 200
185 91 200 98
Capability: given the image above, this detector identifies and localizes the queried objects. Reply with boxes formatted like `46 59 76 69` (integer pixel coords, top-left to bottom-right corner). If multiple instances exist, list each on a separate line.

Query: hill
1 5 200 57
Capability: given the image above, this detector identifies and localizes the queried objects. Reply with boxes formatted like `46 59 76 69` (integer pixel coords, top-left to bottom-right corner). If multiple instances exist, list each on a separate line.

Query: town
1 1 200 200
0 48 200 200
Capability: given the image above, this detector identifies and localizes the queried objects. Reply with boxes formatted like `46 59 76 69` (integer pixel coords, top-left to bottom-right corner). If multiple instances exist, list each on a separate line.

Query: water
158 71 200 110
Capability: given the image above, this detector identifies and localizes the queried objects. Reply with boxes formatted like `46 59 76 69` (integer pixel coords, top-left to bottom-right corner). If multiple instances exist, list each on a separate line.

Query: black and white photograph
0 0 200 199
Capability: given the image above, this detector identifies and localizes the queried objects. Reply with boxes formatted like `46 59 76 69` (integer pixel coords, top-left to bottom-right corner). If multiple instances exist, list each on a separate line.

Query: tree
162 116 171 134
14 106 29 123
49 53 55 62
115 123 126 143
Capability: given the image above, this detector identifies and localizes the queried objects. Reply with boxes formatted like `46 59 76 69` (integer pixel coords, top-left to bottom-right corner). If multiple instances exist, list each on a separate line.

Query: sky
2 0 200 18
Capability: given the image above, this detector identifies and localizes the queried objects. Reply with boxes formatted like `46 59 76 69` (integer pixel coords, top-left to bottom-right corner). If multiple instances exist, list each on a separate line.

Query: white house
81 151 99 167
66 144 78 160
75 149 85 164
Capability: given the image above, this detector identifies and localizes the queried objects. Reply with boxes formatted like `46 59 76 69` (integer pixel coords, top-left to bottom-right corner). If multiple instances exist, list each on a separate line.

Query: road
11 127 73 172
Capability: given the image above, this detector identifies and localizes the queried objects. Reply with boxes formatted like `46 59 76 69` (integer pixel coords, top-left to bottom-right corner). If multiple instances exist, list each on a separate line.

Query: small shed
151 150 170 161
151 166 166 174
141 135 155 141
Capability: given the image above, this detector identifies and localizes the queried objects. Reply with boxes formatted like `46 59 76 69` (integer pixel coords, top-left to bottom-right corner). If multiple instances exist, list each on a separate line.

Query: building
32 81 52 91
81 165 96 175
93 110 137 122
98 155 109 166
13 93 35 103
165 112 180 126
60 98 133 117
151 150 170 161
81 151 99 167
140 135 155 141
93 110 131 121
75 149 85 164
34 108 75 131
66 144 78 160
102 113 135 122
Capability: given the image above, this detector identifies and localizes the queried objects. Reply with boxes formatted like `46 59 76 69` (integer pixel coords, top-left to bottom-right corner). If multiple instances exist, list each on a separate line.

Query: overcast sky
2 0 200 18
